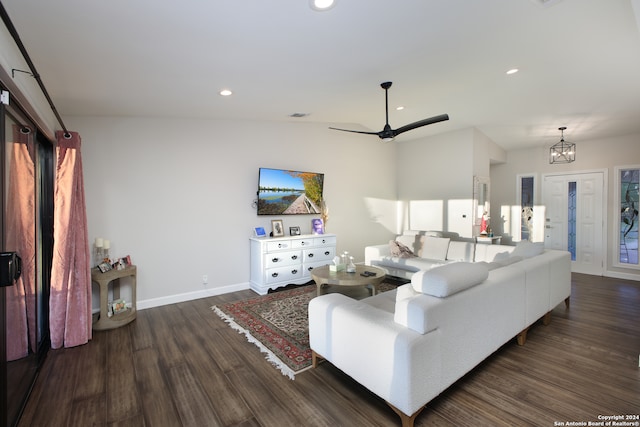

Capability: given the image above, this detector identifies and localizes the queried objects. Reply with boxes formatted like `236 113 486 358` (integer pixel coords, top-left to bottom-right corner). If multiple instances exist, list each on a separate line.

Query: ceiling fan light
382 137 395 143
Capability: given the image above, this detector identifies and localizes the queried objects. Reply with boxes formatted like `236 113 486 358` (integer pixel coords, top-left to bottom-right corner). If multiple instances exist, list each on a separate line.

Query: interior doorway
543 171 606 275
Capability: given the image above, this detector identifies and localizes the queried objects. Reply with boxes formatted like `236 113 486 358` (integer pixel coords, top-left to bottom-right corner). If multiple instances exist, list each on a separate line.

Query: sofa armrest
364 244 391 264
309 293 442 417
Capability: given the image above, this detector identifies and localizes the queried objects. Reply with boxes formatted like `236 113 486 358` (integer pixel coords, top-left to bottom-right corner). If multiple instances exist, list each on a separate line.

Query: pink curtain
5 126 36 360
49 130 92 349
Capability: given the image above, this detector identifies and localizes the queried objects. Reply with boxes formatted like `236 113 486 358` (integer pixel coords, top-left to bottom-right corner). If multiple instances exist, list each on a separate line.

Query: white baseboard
605 270 640 282
137 282 251 311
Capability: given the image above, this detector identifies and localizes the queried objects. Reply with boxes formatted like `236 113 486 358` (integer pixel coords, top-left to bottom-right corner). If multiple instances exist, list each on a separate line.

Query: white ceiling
3 0 640 150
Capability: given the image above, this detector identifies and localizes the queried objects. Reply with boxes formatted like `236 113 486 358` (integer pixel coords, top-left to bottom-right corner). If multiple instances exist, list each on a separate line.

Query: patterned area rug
212 282 400 379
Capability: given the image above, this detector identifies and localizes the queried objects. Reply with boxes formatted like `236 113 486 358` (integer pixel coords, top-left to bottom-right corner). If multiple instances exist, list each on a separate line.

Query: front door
543 172 605 275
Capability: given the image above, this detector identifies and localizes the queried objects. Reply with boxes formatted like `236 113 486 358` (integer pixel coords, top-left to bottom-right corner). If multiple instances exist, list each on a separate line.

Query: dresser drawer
265 265 303 284
265 250 302 268
305 260 333 273
266 240 292 251
303 246 336 262
291 238 314 248
314 236 336 247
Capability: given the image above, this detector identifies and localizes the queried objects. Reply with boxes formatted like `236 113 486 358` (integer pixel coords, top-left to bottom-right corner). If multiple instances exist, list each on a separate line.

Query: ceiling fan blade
329 126 379 136
393 114 450 136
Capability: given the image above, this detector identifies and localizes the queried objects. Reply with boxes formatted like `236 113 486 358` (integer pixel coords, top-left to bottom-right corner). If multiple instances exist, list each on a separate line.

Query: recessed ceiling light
396 106 405 111
310 0 336 11
219 89 233 96
506 68 519 75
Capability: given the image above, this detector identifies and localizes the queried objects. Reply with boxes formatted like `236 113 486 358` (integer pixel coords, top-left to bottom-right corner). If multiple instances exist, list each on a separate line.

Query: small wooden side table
91 265 137 331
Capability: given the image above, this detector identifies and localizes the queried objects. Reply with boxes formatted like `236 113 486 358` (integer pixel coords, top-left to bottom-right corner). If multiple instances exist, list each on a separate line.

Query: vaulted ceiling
3 0 640 150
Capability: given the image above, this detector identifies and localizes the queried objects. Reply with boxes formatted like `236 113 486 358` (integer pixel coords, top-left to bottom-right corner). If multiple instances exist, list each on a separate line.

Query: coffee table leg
316 282 323 296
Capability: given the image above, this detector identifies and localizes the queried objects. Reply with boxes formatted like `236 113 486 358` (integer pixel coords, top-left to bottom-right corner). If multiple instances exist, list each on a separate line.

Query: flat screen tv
257 168 324 215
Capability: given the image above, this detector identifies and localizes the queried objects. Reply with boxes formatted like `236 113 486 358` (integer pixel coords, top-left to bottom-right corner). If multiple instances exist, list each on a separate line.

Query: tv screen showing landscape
257 168 324 215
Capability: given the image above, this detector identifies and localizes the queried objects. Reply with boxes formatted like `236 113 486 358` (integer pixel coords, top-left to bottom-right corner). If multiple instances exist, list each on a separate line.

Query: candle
95 238 103 248
103 240 110 250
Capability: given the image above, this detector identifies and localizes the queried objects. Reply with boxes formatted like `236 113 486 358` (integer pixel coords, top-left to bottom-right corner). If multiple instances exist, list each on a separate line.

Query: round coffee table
310 264 387 297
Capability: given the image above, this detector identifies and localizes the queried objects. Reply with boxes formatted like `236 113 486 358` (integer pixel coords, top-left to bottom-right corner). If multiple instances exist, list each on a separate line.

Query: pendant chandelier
549 126 575 164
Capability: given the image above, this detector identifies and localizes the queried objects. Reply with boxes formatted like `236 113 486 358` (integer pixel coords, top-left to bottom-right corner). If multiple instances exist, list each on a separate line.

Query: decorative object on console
254 227 266 237
320 199 329 226
549 126 575 164
480 212 489 235
257 168 324 215
311 218 324 234
271 219 284 237
289 226 301 236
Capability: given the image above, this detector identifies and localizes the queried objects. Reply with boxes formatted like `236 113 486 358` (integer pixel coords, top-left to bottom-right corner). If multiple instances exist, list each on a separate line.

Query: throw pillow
411 262 489 297
389 240 417 258
419 237 450 260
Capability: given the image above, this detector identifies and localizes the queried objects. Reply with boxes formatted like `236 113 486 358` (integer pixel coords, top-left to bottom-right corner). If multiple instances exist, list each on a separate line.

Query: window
614 166 639 268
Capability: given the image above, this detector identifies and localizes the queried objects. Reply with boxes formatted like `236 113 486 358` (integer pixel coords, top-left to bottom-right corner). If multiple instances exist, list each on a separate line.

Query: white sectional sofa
364 230 516 279
309 233 571 427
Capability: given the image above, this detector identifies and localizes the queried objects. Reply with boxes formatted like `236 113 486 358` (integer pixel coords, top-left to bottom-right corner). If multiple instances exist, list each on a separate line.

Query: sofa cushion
474 244 515 262
389 240 417 258
487 255 523 270
511 240 545 258
419 237 450 260
411 262 489 297
446 241 475 262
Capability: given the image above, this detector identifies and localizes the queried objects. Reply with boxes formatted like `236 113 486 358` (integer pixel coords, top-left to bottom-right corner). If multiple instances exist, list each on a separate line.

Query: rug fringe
212 305 296 380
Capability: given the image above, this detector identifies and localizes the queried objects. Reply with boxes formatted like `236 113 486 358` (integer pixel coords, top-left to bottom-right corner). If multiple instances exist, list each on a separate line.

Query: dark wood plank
132 347 183 426
105 326 141 422
17 273 640 427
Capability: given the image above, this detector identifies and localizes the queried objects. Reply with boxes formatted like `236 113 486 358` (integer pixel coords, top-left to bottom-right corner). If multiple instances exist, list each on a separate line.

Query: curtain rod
0 2 71 139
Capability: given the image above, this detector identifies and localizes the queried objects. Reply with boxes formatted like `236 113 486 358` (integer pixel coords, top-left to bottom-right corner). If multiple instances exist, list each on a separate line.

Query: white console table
250 233 336 295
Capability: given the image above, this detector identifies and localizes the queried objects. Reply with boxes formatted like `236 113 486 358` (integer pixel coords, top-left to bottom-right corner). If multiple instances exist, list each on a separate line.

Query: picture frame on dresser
271 219 284 237
253 227 266 237
289 226 301 236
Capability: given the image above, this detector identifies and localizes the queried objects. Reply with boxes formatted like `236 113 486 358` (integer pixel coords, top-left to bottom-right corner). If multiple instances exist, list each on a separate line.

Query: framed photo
271 219 284 237
253 226 267 238
289 226 301 236
111 299 127 315
311 218 324 234
98 261 112 273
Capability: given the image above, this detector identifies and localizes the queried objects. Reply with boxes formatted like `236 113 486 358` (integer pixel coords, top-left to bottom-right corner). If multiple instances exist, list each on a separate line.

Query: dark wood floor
17 273 640 427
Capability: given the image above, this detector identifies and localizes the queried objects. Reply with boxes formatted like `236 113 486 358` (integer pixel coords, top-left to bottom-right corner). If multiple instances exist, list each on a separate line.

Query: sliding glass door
1 93 53 427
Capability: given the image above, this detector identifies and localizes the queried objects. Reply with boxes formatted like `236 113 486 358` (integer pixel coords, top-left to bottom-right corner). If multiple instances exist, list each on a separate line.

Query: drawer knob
308 253 314 258
272 257 279 263
291 255 298 260
324 251 330 256
292 269 298 274
271 272 279 278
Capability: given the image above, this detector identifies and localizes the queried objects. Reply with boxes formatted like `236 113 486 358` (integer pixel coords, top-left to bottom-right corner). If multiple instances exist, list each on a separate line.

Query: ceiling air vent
530 0 563 7
289 113 309 118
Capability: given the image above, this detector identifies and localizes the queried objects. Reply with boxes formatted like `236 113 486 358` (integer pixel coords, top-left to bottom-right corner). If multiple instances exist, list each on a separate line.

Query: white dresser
250 233 337 295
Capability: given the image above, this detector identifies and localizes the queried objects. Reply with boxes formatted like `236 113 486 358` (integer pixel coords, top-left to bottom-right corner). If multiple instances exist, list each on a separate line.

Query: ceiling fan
329 81 449 142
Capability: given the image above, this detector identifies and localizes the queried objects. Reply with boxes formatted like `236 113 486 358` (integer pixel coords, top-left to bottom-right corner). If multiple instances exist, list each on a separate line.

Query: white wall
396 128 505 238
491 132 640 280
69 116 398 308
